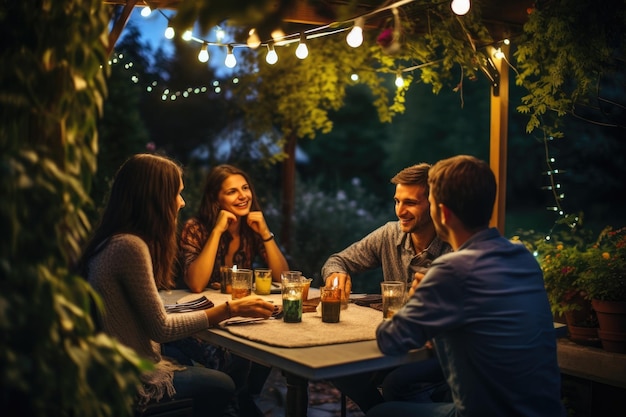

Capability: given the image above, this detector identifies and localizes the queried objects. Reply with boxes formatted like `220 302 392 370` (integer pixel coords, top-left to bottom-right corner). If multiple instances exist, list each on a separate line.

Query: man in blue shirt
369 155 565 417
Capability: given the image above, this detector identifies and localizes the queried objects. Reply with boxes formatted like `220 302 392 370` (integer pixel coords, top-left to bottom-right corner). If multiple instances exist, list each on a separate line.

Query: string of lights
137 0 483 72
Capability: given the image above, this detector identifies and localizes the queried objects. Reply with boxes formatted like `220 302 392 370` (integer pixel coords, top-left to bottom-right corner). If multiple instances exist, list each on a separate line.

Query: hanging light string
116 1 510 99
106 52 230 100
137 0 481 70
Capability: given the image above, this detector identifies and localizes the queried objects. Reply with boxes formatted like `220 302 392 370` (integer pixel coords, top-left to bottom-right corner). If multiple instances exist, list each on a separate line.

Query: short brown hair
428 155 496 230
390 163 431 187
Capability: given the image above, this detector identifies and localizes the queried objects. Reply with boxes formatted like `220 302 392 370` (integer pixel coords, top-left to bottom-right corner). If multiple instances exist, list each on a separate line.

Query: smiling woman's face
218 174 252 217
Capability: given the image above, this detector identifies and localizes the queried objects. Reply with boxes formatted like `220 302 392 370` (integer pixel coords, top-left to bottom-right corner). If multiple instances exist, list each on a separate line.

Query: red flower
377 28 394 48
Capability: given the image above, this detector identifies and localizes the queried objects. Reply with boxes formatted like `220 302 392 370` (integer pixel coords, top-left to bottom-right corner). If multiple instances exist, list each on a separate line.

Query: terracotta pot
592 299 626 353
567 324 601 347
597 329 626 353
592 299 626 333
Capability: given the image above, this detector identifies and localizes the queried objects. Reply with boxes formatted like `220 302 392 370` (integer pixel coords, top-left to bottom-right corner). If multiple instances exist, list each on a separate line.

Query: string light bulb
164 26 175 39
451 0 471 15
295 33 309 59
247 29 261 49
346 17 365 48
198 43 209 63
182 30 193 42
493 47 505 59
215 27 225 42
265 42 278 65
225 45 237 68
140 6 151 17
395 70 404 88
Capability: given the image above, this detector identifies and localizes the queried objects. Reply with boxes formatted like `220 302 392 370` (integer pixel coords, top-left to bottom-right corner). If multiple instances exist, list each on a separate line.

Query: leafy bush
578 226 626 301
1 2 147 415
286 178 393 293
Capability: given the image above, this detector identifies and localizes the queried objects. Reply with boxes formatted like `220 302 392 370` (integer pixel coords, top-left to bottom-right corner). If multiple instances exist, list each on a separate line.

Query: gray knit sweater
87 234 209 405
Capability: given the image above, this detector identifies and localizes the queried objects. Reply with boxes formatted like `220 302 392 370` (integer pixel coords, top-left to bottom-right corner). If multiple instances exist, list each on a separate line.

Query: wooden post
488 44 509 234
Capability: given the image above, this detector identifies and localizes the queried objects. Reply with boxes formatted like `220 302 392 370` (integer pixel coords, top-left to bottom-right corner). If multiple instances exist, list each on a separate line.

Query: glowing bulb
265 43 278 65
140 6 151 17
295 33 308 59
198 44 209 63
215 27 225 42
182 30 193 41
503 38 510 45
225 45 236 68
272 29 287 45
494 48 505 59
247 28 261 49
395 72 404 88
351 73 359 81
346 17 364 48
451 0 471 15
164 26 175 39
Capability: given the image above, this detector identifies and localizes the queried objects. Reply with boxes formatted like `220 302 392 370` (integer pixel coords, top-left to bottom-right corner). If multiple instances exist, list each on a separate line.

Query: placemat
176 290 383 348
221 303 383 348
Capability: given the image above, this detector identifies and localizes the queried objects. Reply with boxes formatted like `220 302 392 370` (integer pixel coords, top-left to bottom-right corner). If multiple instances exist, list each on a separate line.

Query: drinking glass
231 268 253 299
281 273 304 323
321 286 342 323
254 268 273 295
220 266 232 294
381 281 406 320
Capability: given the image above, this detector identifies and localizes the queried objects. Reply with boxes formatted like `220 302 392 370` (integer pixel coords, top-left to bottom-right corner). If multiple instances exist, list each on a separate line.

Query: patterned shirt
179 217 268 286
321 221 451 283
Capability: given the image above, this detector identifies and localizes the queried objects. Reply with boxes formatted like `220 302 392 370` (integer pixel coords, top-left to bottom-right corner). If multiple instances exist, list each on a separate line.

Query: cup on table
281 270 302 281
220 266 232 294
254 268 273 295
231 268 253 300
281 273 304 323
381 281 406 320
320 286 342 323
301 277 312 301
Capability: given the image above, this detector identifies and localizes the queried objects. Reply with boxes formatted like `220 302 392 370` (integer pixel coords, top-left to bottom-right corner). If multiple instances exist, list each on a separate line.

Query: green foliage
517 215 626 312
514 0 626 134
514 214 595 315
233 34 407 150
284 178 393 292
1 1 146 415
578 226 626 301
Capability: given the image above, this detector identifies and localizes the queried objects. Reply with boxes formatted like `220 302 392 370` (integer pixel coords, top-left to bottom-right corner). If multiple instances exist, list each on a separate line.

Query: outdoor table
160 289 432 417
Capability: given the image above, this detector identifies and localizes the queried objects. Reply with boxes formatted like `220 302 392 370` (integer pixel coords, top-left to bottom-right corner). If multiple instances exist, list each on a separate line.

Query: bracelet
224 301 232 319
262 232 274 242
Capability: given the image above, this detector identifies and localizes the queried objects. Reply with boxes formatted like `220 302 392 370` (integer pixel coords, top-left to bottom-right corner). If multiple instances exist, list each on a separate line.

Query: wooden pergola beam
107 0 138 55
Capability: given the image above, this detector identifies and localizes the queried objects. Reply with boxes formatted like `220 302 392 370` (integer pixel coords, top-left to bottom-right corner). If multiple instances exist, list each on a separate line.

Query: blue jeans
367 401 455 417
171 365 236 417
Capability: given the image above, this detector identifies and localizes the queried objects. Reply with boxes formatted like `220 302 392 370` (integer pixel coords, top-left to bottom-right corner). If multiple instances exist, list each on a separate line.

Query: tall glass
381 281 406 320
281 273 304 323
254 268 273 295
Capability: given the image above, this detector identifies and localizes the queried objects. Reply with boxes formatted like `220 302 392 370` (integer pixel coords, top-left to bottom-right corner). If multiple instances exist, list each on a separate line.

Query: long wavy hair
195 164 262 242
78 154 183 289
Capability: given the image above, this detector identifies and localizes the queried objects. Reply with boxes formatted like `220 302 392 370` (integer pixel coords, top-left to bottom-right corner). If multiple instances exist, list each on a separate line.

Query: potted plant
578 226 626 353
518 219 599 346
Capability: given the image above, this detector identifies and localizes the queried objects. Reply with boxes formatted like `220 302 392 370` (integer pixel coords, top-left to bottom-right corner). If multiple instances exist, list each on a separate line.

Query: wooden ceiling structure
101 0 536 233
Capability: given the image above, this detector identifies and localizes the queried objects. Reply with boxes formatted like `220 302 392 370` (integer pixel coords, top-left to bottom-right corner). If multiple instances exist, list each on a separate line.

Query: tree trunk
281 132 297 253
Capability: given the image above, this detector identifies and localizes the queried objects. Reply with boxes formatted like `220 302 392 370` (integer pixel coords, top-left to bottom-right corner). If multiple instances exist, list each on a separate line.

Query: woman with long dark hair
171 164 289 416
78 154 274 416
180 164 288 292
